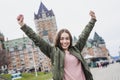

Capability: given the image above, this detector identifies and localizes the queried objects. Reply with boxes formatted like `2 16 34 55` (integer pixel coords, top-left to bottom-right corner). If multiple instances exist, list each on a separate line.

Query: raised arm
74 11 97 52
17 14 53 58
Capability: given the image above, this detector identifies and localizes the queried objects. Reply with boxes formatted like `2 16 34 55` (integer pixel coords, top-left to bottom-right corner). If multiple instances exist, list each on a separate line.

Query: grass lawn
1 72 53 80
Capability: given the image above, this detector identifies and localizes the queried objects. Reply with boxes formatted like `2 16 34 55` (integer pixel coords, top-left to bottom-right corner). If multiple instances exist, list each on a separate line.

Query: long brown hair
55 28 72 50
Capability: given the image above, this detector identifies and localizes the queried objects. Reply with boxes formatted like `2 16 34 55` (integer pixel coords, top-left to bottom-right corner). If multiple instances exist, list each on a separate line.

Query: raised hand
17 14 25 27
89 10 96 19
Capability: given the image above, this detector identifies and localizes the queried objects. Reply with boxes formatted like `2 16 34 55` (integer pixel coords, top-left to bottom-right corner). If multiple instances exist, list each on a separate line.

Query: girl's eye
66 37 70 40
60 37 64 40
60 37 70 40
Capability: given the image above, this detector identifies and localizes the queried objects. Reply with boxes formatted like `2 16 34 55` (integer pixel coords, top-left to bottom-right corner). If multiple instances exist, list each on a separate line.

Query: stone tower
34 2 57 44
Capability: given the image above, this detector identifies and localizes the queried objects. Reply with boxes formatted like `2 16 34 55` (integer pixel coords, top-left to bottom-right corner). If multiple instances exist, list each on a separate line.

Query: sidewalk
90 63 120 80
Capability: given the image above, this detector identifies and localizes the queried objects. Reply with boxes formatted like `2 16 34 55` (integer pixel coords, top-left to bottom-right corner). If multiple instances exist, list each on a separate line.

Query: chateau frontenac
0 2 110 72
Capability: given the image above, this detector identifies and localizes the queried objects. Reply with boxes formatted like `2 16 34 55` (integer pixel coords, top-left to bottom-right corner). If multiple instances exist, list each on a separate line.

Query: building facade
82 32 110 60
3 2 57 72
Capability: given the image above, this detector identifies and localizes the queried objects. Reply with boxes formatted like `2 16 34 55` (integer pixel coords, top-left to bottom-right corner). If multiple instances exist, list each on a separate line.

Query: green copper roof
86 41 92 48
4 37 32 49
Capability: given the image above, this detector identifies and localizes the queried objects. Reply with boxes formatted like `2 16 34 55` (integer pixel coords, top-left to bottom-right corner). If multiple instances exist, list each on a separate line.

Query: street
0 63 120 80
91 63 120 80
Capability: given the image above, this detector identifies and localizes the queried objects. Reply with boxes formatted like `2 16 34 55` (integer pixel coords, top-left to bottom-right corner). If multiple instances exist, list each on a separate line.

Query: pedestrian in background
17 10 97 80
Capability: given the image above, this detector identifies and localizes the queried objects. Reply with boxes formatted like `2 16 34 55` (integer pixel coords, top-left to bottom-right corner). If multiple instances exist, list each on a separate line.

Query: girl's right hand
17 14 25 27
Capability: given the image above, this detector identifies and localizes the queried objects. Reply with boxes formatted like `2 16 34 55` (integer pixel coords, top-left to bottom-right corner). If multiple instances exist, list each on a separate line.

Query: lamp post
31 43 38 77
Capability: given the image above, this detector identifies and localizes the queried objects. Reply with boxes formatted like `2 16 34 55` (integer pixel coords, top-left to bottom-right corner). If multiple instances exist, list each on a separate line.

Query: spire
93 32 105 44
93 32 99 41
34 2 54 19
38 2 48 14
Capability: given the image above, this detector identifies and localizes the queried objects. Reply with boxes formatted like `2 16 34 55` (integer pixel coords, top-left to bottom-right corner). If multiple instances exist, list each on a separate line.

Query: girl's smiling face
60 32 70 51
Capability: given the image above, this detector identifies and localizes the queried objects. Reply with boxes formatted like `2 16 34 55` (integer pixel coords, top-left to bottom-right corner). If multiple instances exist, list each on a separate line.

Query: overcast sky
0 0 120 57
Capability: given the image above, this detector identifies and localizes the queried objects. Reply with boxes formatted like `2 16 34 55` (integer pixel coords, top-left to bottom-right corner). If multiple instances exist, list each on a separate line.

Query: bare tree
0 49 10 69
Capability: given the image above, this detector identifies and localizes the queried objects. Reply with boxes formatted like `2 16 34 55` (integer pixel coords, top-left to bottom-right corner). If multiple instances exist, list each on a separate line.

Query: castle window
9 47 14 52
42 30 48 36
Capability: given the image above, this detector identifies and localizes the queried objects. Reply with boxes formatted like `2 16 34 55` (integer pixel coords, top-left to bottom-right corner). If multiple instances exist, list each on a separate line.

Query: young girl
17 10 96 80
